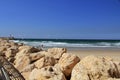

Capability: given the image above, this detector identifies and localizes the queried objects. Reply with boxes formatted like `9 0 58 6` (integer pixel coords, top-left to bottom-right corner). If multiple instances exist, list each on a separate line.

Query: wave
12 40 120 48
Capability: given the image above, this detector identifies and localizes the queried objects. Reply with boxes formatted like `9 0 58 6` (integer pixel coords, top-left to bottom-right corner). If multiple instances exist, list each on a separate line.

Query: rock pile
71 55 120 80
0 39 120 80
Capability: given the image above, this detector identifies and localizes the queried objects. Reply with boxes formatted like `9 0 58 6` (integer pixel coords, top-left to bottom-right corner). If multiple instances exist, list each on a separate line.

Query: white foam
12 40 120 48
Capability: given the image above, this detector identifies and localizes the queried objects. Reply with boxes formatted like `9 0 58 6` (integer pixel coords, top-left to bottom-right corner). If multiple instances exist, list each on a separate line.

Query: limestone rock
109 61 120 78
71 63 89 80
40 51 53 57
4 42 12 48
71 55 120 80
0 46 7 55
48 48 67 60
22 72 31 80
57 53 80 77
7 57 15 63
15 46 39 61
21 64 35 73
29 66 66 80
15 46 31 60
21 64 35 80
34 56 55 69
0 46 7 52
18 45 40 53
5 49 17 58
18 43 24 46
14 55 31 71
29 52 44 63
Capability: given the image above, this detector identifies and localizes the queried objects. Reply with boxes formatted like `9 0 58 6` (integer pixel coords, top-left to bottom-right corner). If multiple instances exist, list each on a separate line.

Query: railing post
1 67 11 80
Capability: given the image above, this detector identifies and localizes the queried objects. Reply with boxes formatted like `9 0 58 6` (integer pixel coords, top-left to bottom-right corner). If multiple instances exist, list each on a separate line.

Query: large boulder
29 66 66 80
0 40 19 57
21 64 35 73
18 45 40 54
15 46 31 60
29 52 45 63
22 72 31 80
55 53 80 77
71 63 90 80
15 46 40 61
0 46 7 55
109 61 120 78
71 55 120 80
47 48 67 60
5 47 18 58
14 55 31 71
5 49 14 58
9 41 19 47
0 39 9 46
40 51 53 56
34 56 55 69
0 46 7 52
21 64 36 80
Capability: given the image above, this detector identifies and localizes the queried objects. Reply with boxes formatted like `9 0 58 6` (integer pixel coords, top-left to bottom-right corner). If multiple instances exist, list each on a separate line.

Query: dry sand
67 47 120 61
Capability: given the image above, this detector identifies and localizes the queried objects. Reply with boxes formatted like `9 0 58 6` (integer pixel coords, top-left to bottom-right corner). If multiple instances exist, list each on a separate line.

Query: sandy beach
68 47 120 61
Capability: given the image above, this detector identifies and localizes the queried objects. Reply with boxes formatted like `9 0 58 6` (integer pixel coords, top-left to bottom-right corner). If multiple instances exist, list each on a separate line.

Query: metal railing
0 56 25 80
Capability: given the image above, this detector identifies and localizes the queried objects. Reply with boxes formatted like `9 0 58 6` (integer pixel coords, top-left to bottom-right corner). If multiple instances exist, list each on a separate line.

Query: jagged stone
48 48 67 60
34 56 55 69
14 55 31 71
56 53 80 77
29 52 44 63
71 55 120 80
29 66 66 80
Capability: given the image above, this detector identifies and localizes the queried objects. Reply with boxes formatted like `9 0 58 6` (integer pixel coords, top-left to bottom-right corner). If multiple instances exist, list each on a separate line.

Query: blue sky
0 0 120 39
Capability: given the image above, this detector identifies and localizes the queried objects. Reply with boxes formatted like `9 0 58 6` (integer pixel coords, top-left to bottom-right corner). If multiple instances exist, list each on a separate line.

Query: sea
12 38 120 48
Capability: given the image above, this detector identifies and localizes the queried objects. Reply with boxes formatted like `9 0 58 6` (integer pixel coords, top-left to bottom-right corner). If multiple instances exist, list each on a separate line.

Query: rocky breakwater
0 39 120 80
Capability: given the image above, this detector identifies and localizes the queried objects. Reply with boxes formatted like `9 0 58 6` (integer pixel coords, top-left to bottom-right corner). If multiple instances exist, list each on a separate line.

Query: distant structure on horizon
0 34 15 40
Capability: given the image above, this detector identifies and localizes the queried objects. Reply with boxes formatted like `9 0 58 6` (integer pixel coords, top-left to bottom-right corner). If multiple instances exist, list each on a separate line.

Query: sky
0 0 120 39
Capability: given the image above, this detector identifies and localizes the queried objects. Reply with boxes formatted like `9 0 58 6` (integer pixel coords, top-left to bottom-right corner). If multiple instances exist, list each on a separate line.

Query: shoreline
44 46 120 61
67 47 120 61
11 39 120 61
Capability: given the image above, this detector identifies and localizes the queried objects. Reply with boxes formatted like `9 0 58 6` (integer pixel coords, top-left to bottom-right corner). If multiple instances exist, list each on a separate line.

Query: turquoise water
13 38 120 48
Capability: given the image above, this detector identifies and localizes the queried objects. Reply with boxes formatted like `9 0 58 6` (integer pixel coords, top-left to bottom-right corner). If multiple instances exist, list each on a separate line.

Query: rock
71 63 89 80
21 64 36 80
21 64 35 73
7 57 15 63
109 61 120 78
18 43 24 46
57 53 80 77
107 78 120 80
4 43 11 48
14 55 31 71
29 66 66 80
22 72 31 80
48 48 67 60
40 51 52 56
15 46 31 60
71 55 120 80
5 49 17 58
0 39 9 46
34 56 55 69
18 45 40 53
9 41 19 46
29 52 44 63
15 46 37 61
0 46 7 52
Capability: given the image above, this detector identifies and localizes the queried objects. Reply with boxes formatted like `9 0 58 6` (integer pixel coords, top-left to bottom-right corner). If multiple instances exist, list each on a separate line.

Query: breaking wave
13 40 120 48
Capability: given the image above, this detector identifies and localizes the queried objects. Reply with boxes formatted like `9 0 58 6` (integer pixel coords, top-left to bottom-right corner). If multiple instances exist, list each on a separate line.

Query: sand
67 47 120 61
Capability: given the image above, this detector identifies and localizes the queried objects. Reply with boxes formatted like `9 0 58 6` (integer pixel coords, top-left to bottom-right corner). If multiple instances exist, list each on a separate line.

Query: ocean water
13 39 120 48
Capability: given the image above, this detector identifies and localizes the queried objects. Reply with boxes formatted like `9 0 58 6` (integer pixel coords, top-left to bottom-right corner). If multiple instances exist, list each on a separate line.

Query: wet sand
67 47 120 61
